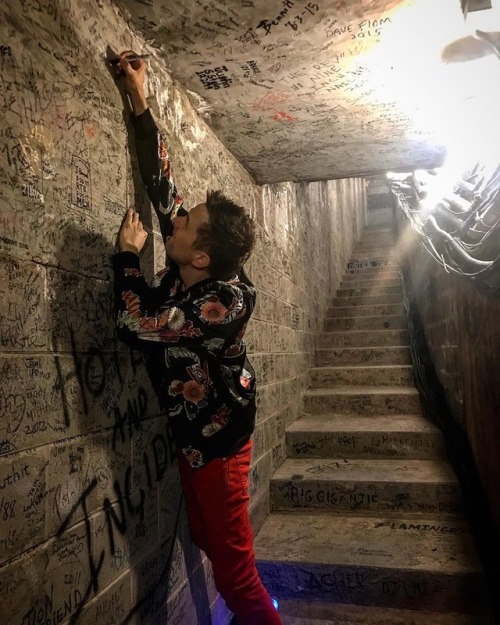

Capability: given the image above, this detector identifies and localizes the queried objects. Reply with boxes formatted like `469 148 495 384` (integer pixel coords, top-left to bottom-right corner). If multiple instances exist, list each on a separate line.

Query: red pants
178 441 282 625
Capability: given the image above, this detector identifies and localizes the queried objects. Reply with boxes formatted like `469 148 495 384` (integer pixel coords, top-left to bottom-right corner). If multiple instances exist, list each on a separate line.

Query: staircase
254 226 492 624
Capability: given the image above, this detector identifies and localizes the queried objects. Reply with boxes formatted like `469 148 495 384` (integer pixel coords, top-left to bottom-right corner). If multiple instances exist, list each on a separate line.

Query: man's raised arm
117 52 186 241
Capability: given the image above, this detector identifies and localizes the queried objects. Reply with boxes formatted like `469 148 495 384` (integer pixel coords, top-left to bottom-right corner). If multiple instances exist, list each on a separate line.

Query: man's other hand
118 209 148 254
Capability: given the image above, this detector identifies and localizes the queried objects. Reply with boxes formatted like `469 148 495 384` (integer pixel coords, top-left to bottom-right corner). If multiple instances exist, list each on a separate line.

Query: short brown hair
193 191 255 280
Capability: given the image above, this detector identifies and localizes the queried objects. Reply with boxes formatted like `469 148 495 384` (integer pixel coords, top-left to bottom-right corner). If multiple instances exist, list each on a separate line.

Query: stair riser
315 348 411 367
274 599 488 625
356 245 395 250
328 305 405 318
310 367 413 387
257 562 482 614
287 431 445 460
343 270 400 280
347 264 398 274
356 237 394 243
337 286 402 297
349 256 398 263
318 330 409 348
356 239 394 244
340 280 401 289
303 393 421 415
271 480 462 515
358 230 394 236
352 249 395 256
341 267 400 282
324 315 407 331
332 295 402 306
353 252 396 257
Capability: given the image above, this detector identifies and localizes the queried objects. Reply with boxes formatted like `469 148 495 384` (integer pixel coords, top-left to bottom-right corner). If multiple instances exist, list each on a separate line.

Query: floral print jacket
112 109 256 470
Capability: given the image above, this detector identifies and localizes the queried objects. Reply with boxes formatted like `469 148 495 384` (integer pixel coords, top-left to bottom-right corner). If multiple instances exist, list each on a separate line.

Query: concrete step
351 243 397 255
277 600 489 625
337 285 402 298
347 262 399 272
341 273 400 285
345 266 400 276
353 249 396 255
303 386 421 415
357 237 394 244
310 365 414 387
357 233 394 242
332 294 402 306
318 329 409 348
353 235 396 250
353 241 396 250
327 304 405 318
349 253 397 260
324 314 407 332
315 346 411 367
340 278 401 289
286 415 445 460
270 458 461 514
255 513 487 613
359 227 394 235
353 236 396 246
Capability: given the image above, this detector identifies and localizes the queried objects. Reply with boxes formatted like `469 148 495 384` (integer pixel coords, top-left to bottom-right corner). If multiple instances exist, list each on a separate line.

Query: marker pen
109 54 150 65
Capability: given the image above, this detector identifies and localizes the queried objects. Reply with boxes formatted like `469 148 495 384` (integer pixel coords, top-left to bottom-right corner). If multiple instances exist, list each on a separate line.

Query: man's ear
192 250 211 270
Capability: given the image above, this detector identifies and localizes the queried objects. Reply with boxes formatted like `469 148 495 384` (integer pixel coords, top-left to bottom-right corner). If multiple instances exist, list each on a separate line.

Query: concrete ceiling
114 0 481 183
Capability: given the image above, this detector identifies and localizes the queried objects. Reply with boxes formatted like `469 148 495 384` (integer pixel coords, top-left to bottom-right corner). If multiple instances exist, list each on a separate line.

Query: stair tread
341 275 400 279
334 293 401 296
338 286 402 291
352 250 396 253
272 458 458 484
255 512 482 573
304 386 419 396
316 345 408 351
327 306 404 312
277 602 487 625
331 301 403 307
288 414 437 433
350 254 395 258
316 346 409 351
310 365 413 372
341 275 397 279
343 271 400 276
324 314 405 320
320 329 407 335
341 284 401 288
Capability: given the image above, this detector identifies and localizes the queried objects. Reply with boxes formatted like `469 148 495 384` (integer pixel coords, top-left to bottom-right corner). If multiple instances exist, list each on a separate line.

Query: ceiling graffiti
114 0 476 183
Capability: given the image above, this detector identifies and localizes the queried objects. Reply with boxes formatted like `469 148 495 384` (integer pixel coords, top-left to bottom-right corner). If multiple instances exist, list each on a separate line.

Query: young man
113 53 282 625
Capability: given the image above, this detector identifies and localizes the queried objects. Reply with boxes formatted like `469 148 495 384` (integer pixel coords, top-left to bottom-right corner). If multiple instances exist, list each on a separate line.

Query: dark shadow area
47 218 189 624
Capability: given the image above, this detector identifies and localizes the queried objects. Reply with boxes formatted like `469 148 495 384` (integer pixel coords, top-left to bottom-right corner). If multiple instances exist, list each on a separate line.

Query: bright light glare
359 0 500 149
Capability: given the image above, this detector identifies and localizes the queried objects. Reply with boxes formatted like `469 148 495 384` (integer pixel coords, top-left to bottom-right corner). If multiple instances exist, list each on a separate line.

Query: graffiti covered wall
0 2 365 624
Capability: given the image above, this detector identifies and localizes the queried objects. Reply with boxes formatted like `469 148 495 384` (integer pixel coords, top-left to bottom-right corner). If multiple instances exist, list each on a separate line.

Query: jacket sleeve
131 108 187 240
113 252 254 351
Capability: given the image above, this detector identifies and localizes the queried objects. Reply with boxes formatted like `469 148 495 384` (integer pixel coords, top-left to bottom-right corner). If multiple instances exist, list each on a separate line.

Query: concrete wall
0 2 365 625
249 178 365 533
401 232 500 535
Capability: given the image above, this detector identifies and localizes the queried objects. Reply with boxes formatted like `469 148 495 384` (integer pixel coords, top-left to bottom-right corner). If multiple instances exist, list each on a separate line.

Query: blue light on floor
271 597 279 611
